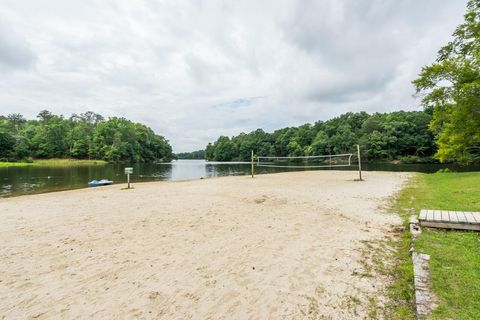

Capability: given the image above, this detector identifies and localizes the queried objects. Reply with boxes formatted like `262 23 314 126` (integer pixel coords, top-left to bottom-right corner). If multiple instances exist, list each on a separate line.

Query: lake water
1 159 479 198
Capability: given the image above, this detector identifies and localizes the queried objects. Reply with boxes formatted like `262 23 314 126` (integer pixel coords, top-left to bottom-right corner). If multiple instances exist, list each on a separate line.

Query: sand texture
0 171 410 319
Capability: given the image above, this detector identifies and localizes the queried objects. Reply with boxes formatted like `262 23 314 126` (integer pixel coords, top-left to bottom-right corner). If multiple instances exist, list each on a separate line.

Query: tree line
0 110 173 163
176 150 205 160
203 110 436 163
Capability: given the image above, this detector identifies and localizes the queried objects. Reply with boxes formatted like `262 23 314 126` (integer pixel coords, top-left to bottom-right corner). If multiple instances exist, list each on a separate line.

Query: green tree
363 130 389 159
90 117 172 162
30 113 69 158
213 136 237 161
203 111 436 162
286 140 303 157
68 111 105 159
0 129 15 159
6 113 26 135
92 118 139 162
272 127 296 156
310 131 330 155
176 150 205 159
413 0 480 163
0 111 173 163
205 143 215 160
69 124 91 158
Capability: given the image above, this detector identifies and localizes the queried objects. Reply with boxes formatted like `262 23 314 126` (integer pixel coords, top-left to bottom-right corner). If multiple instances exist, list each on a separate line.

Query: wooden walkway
419 209 480 231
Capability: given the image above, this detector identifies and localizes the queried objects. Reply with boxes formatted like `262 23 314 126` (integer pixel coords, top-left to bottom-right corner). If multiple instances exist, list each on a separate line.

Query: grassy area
0 159 107 167
387 172 480 319
382 176 418 319
416 230 480 319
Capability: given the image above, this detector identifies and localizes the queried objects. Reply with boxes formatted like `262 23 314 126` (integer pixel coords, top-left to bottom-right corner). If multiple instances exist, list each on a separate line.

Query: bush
399 155 437 164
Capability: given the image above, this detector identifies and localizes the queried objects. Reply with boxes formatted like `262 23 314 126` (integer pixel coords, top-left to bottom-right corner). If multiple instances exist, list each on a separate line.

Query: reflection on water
0 160 479 198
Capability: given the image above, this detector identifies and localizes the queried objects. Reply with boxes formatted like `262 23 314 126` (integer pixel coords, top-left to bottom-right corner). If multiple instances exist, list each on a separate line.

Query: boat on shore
88 179 113 187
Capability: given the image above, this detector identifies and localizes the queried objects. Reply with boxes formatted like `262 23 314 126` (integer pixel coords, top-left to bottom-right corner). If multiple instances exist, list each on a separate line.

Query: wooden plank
420 220 480 231
470 212 479 223
472 212 480 223
457 211 467 223
441 211 449 222
446 211 451 222
421 209 480 229
427 210 434 222
449 211 458 223
439 210 445 222
464 212 476 224
426 210 432 221
419 210 427 221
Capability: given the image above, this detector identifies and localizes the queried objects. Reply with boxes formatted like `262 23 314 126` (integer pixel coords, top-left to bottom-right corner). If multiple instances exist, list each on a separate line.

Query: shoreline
0 169 360 200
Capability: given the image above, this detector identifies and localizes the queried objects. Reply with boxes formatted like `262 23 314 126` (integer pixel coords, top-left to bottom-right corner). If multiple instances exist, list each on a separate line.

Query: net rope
256 153 354 168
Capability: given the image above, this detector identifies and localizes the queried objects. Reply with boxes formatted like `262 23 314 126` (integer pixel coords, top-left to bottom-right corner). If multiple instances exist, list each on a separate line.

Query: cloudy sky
0 0 468 152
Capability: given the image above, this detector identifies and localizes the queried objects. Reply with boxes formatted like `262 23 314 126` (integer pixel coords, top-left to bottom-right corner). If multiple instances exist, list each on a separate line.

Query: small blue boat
88 179 113 187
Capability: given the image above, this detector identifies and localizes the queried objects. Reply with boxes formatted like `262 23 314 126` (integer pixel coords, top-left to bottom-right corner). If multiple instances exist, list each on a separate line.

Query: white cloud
0 0 468 151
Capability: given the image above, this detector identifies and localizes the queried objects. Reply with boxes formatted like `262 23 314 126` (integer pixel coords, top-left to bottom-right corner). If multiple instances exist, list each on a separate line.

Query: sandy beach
0 171 410 319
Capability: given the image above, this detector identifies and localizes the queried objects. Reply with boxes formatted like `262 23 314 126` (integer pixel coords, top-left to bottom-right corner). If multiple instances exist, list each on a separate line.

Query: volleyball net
256 153 354 168
251 145 363 180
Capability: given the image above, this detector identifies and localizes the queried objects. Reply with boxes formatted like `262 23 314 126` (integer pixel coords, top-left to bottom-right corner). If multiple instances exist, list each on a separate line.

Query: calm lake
1 159 479 198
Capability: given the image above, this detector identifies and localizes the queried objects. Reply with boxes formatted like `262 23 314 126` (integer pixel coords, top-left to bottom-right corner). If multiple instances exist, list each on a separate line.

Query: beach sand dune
0 171 409 319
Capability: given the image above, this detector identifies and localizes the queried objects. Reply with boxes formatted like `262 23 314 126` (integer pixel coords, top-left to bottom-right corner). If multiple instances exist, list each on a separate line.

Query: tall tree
6 113 26 135
0 127 15 160
413 0 480 164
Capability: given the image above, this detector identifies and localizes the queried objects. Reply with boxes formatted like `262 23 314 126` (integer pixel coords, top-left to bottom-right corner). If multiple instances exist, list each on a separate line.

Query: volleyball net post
251 150 255 178
356 144 363 181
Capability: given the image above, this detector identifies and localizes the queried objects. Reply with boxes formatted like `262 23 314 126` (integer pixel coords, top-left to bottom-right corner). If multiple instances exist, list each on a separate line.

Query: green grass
415 172 480 211
0 159 107 167
387 172 480 319
416 230 480 319
383 176 418 319
0 162 31 167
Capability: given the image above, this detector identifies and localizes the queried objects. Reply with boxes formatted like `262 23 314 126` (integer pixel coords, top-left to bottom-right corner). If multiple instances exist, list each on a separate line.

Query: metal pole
251 150 254 178
127 173 131 189
357 144 362 181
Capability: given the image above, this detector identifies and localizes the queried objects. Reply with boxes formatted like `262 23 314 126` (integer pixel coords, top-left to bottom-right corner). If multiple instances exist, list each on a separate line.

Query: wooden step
419 209 480 231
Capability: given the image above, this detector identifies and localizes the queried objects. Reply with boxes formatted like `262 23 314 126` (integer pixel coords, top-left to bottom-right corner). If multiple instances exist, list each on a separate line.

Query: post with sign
125 167 133 189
